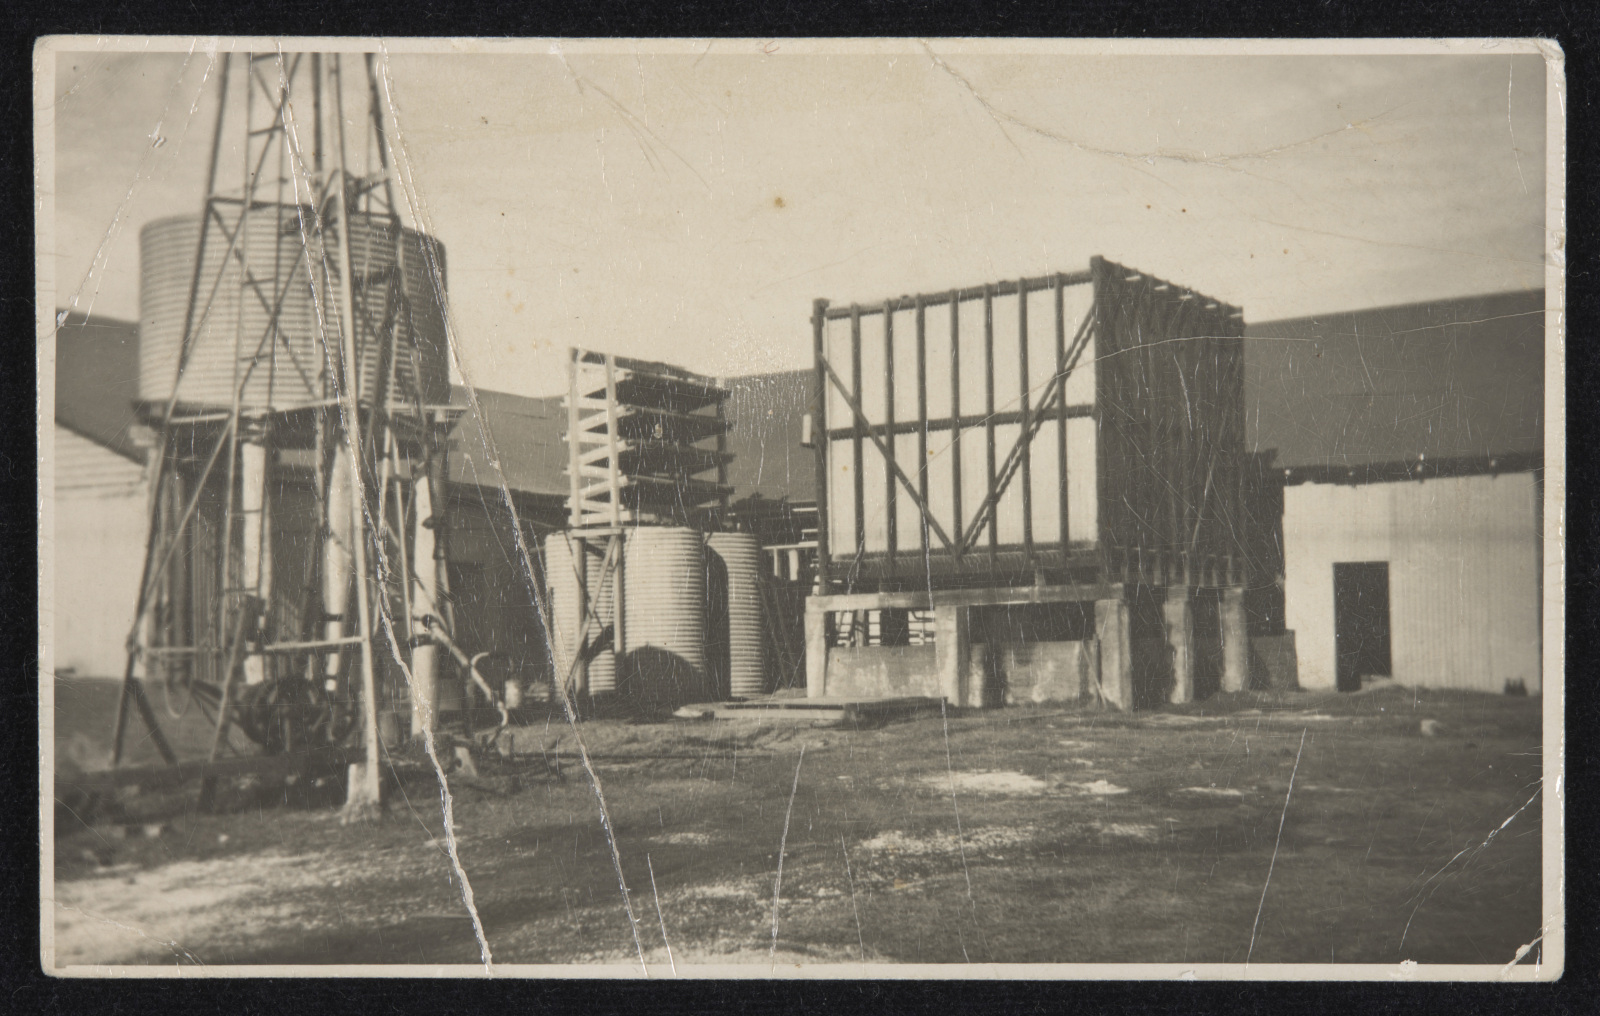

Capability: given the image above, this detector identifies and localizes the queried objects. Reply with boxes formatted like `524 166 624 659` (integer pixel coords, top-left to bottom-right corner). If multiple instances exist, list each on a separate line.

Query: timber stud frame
807 257 1253 709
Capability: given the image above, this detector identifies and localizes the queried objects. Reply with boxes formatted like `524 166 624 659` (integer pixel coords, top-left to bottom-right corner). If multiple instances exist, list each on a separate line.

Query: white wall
1283 471 1540 693
52 426 148 676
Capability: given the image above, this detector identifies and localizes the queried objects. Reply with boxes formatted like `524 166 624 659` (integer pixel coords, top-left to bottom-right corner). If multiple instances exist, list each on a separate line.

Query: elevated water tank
619 527 707 704
543 534 617 696
138 209 449 411
707 532 766 698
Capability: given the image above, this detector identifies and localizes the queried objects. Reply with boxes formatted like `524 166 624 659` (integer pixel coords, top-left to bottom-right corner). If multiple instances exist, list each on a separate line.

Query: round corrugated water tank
708 532 766 698
542 534 617 696
620 527 708 705
138 209 449 411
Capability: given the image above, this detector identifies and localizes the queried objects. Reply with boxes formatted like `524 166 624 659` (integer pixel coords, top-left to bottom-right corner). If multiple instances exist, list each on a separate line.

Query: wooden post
949 292 963 558
983 285 998 568
883 302 897 575
811 300 831 595
1055 274 1069 547
1017 278 1033 563
915 297 930 568
850 306 865 567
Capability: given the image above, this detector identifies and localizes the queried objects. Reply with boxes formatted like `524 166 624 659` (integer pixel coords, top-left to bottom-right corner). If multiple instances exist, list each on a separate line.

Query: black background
1 3 1594 1014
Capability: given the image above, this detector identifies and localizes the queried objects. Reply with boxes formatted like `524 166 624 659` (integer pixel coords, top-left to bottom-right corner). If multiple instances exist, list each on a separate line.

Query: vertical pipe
811 300 831 594
1055 274 1069 550
1017 278 1033 563
850 307 864 566
949 292 963 556
983 285 997 567
915 297 930 568
883 302 897 575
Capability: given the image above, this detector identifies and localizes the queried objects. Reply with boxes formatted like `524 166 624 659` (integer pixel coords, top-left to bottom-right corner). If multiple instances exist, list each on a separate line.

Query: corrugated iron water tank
543 534 618 695
707 532 766 698
619 527 708 705
138 209 449 411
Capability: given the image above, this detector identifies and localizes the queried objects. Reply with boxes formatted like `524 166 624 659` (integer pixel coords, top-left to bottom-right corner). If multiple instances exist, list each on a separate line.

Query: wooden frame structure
808 257 1252 709
812 256 1248 594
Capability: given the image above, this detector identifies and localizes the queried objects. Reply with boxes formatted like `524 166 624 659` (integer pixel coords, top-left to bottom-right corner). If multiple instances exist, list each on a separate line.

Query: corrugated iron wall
1282 471 1540 693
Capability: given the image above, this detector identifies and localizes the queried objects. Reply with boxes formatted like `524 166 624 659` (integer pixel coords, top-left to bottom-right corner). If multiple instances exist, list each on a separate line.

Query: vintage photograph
39 38 1561 977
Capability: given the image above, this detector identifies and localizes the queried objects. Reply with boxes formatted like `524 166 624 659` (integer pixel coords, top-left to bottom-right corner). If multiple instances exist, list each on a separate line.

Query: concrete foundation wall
823 645 939 699
990 640 1090 704
1283 471 1540 693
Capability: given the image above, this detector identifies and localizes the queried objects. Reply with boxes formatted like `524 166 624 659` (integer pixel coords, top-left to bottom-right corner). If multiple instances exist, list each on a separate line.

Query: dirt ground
49 679 1545 970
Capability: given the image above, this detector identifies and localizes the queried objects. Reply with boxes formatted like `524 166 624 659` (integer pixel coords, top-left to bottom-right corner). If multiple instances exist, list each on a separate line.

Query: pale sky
45 41 1550 398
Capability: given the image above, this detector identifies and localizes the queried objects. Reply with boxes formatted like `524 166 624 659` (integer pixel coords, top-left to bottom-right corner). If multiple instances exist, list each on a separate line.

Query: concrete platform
672 695 945 726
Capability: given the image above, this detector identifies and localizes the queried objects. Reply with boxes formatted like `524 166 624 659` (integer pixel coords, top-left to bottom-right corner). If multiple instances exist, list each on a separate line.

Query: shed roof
1243 290 1544 470
55 311 144 463
446 385 568 499
722 369 816 504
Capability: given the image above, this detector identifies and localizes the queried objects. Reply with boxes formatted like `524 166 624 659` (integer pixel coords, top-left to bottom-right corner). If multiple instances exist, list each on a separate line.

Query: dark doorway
1333 562 1391 691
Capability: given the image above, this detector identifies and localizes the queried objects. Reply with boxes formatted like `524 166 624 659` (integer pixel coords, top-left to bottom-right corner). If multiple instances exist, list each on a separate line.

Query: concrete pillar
408 461 440 738
933 604 971 707
1094 596 1132 710
1220 585 1249 694
323 443 355 687
240 437 270 686
1164 587 1195 704
804 602 829 698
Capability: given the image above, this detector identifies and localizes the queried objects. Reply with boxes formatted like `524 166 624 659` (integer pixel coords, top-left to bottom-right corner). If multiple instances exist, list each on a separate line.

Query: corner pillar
1220 585 1249 694
804 601 829 698
1164 586 1195 704
934 604 972 707
1094 594 1132 710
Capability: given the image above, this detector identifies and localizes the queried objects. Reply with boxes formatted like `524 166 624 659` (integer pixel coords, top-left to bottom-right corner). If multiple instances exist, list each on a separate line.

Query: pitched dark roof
54 310 144 463
1243 290 1544 470
722 369 815 503
446 385 568 499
